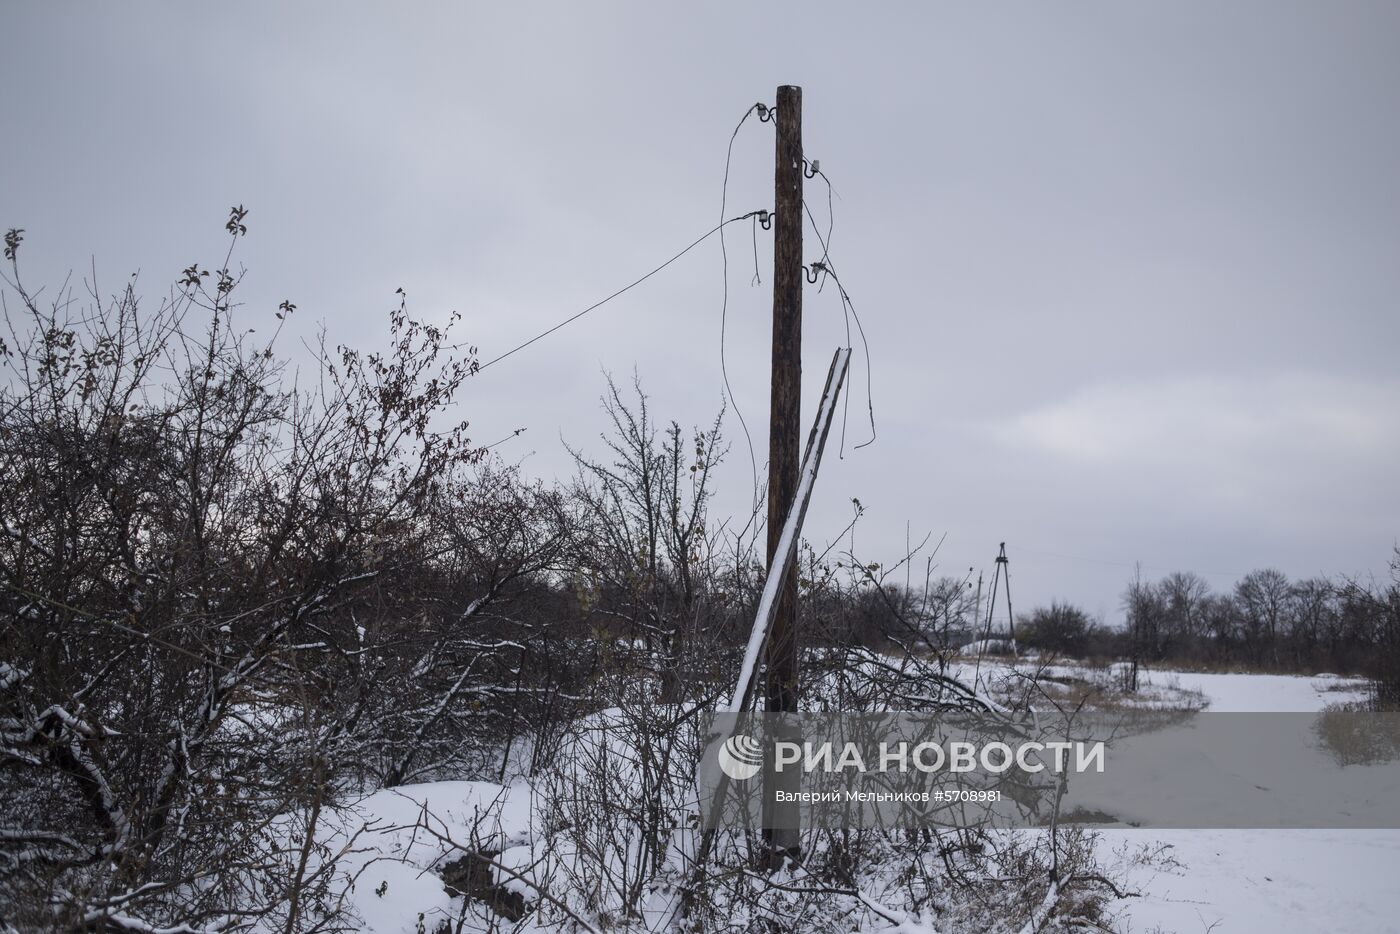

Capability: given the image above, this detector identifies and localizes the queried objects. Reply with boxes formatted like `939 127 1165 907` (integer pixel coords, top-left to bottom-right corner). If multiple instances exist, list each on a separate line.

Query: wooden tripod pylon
981 542 1016 651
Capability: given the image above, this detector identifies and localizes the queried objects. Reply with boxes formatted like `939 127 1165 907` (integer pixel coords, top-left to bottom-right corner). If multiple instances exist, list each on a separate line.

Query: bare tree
1235 568 1290 669
564 373 733 704
1159 570 1211 657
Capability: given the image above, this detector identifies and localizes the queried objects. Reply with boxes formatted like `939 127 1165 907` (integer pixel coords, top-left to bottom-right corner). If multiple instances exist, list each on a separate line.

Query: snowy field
1096 668 1400 934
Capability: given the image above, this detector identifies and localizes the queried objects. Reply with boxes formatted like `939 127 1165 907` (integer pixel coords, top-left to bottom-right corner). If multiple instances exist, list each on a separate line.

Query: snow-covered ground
1097 667 1400 934
303 781 535 934
288 667 1396 933
1133 667 1369 713
1101 828 1400 934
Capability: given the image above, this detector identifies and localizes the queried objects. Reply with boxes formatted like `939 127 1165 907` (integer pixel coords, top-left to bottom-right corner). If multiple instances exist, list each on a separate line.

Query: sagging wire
719 103 770 525
469 212 764 374
803 157 837 288
802 157 856 454
820 259 877 454
481 427 527 451
798 154 857 455
801 157 876 455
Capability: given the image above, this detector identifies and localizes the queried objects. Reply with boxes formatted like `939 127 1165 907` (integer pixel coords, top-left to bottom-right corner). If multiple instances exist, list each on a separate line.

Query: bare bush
0 214 542 931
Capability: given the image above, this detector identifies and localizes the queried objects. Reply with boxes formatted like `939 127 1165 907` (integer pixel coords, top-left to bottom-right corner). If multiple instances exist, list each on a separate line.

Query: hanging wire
800 163 876 454
826 261 877 452
799 158 838 292
718 103 770 522
749 213 762 287
803 160 853 453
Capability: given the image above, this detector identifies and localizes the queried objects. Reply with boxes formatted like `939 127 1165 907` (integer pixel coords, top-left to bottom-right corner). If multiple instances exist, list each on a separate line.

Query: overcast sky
4 3 1398 624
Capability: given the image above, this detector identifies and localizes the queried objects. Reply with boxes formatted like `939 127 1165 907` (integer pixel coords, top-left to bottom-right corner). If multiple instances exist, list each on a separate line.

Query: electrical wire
750 213 762 287
471 213 761 374
718 104 766 521
804 158 837 280
801 189 877 454
802 162 852 454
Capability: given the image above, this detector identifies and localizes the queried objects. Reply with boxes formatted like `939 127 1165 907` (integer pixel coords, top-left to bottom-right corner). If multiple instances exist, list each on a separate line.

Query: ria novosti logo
718 734 764 780
715 732 1105 781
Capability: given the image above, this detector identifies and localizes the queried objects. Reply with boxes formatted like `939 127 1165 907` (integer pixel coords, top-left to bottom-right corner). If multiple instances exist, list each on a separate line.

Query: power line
470 212 763 374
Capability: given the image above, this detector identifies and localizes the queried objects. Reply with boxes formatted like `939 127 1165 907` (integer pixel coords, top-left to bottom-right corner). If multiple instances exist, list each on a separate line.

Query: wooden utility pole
973 571 984 643
763 84 803 863
765 87 803 718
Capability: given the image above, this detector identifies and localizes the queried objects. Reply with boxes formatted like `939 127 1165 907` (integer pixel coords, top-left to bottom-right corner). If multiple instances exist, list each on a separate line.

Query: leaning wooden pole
764 81 804 864
681 348 850 915
729 349 850 716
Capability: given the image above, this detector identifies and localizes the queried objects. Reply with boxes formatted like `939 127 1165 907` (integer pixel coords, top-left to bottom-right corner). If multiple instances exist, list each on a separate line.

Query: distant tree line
1015 564 1400 705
